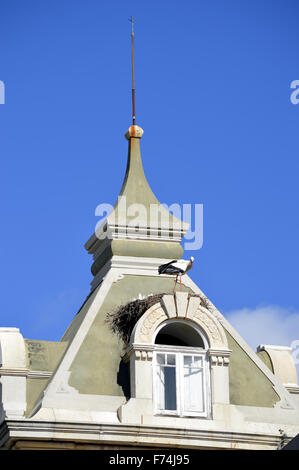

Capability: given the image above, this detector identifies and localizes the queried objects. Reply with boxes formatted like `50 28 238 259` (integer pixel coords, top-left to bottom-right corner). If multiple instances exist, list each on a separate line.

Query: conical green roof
85 125 188 273
108 125 188 233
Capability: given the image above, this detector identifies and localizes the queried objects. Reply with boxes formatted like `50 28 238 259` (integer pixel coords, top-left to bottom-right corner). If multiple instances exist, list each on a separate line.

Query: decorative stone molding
286 385 299 396
161 295 176 318
132 304 168 344
0 368 28 377
1 418 298 450
135 350 153 361
91 256 186 292
0 368 52 379
123 344 155 363
174 292 189 318
131 292 228 350
118 292 233 423
192 307 227 349
185 296 201 319
208 348 232 366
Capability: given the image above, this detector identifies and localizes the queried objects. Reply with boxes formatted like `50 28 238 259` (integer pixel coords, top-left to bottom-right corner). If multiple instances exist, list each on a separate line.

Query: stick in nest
106 293 213 346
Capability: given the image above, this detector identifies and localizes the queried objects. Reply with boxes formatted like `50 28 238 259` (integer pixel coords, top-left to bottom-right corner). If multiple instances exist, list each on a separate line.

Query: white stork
158 257 194 292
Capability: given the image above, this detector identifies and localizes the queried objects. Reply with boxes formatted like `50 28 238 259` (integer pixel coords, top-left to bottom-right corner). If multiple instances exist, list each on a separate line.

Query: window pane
193 356 203 368
156 353 165 365
164 366 177 410
156 365 165 410
183 356 192 366
183 367 204 412
155 352 207 415
156 365 177 411
167 354 176 365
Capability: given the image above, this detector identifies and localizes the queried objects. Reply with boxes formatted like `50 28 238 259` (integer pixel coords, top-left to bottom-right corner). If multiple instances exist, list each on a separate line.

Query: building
0 120 299 450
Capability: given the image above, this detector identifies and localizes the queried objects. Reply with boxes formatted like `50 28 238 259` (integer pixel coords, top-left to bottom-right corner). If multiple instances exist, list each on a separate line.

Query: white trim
90 256 184 291
27 371 52 379
257 345 292 352
286 385 299 394
0 368 52 379
153 347 210 419
1 418 294 450
0 368 28 377
151 344 205 355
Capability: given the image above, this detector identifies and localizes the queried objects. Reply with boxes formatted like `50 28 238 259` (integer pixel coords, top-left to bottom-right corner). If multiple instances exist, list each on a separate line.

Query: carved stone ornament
131 292 229 350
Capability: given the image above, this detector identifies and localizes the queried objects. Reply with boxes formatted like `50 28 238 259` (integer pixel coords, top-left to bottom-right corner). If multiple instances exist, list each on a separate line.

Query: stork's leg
180 275 182 291
173 275 178 293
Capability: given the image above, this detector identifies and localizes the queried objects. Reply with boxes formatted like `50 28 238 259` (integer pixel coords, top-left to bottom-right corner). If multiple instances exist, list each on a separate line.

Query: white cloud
224 305 299 378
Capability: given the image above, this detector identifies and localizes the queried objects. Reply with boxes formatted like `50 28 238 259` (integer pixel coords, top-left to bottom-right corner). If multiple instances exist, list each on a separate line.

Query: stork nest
106 294 165 345
106 292 213 346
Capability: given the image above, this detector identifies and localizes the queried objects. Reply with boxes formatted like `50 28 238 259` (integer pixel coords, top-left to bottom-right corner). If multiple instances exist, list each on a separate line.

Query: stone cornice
90 255 188 291
285 385 299 394
0 418 292 450
0 368 28 377
0 368 52 379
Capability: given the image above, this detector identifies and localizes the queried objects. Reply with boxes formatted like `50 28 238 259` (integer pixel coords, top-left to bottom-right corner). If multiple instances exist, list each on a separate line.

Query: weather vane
129 16 136 125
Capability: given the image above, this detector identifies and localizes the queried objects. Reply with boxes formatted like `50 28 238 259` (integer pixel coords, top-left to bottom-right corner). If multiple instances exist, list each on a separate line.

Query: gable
226 331 280 407
67 275 195 397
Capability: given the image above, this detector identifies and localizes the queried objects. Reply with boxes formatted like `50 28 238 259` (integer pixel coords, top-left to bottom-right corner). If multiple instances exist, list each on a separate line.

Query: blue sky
0 0 299 368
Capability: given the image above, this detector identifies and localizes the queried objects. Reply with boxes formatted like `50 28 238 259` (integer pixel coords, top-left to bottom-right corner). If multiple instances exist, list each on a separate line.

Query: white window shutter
182 355 205 413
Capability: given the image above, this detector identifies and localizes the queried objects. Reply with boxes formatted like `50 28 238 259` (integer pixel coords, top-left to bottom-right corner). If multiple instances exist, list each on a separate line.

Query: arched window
155 322 206 347
121 293 231 425
153 319 210 418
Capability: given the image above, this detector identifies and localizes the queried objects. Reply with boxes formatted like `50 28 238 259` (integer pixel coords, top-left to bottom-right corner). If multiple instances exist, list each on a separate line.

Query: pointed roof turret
85 124 189 283
85 19 188 285
110 124 187 233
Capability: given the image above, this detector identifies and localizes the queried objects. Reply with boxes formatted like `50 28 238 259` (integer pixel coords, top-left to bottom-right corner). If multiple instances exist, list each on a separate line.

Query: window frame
153 343 211 418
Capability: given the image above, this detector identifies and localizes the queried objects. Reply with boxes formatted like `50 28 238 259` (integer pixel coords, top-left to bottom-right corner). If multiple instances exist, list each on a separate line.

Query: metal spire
129 16 136 125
